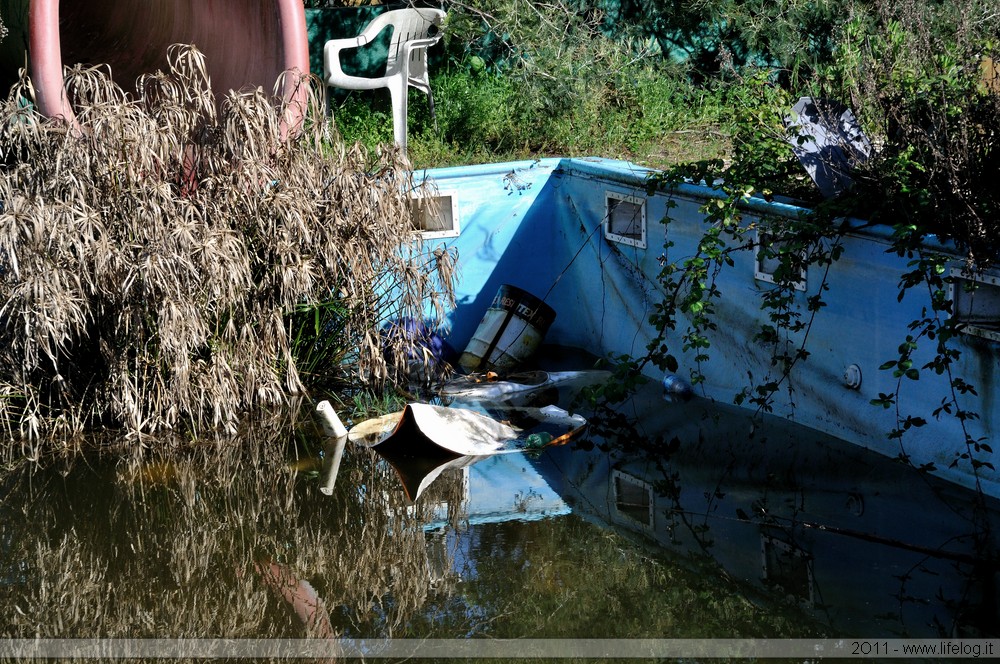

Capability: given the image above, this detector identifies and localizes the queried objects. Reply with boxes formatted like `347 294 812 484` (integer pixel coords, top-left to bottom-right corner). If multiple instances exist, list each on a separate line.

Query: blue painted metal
415 157 1000 499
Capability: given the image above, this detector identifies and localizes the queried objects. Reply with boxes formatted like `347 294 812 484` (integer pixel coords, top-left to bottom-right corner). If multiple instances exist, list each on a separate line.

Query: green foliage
333 0 732 167
564 0 851 84
287 297 351 392
872 249 994 483
338 55 732 167
837 0 1000 263
593 73 844 414
418 67 522 153
825 0 998 483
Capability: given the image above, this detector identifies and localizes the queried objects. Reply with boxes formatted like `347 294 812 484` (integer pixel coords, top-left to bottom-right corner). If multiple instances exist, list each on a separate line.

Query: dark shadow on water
539 377 1000 638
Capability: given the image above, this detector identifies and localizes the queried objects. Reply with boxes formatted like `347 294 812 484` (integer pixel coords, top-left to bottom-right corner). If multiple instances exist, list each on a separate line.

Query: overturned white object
349 402 587 502
315 400 349 439
440 370 611 404
349 402 586 456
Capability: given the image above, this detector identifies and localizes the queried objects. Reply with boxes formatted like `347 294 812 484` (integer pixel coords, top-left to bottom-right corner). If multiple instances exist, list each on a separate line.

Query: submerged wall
0 0 309 129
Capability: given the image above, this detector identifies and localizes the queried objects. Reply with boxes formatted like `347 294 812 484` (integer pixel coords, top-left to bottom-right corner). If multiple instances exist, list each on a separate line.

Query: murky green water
0 375 996 654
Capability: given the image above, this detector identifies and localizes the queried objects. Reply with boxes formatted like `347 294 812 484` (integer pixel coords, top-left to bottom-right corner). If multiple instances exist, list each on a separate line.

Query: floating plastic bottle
524 432 553 449
662 374 694 402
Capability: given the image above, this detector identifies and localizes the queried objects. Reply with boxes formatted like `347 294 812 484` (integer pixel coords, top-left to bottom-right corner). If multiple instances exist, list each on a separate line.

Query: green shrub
833 0 1000 263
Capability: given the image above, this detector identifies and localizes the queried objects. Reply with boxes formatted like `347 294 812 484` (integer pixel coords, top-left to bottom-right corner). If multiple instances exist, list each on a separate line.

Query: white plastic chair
323 8 446 152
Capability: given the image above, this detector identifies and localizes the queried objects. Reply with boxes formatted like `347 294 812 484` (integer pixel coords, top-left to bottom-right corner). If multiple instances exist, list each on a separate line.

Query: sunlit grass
332 62 734 170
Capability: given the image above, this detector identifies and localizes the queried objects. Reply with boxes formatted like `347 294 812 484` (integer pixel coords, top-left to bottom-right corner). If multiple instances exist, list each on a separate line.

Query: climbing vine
872 243 994 488
585 48 996 502
586 72 850 419
644 95 848 415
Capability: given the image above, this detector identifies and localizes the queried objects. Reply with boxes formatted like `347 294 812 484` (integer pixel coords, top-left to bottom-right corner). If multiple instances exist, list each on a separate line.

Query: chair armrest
395 35 443 66
401 35 443 52
324 11 445 89
323 13 401 88
324 36 395 89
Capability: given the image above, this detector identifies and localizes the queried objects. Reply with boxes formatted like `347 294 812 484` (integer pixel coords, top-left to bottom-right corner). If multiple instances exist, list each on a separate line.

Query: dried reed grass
0 45 456 446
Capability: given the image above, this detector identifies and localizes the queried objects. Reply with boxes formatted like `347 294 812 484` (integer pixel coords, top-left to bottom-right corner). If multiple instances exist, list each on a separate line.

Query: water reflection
0 379 996 644
0 411 467 640
534 384 1000 638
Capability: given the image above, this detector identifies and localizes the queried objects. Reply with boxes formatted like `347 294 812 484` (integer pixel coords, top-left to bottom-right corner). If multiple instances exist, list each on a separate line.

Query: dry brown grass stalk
0 45 456 446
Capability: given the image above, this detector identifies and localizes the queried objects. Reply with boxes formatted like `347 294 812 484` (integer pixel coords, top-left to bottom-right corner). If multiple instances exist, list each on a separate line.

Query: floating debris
441 370 611 404
348 402 587 500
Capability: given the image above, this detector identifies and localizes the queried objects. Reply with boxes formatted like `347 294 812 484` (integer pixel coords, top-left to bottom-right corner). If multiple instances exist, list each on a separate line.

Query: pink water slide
4 0 310 128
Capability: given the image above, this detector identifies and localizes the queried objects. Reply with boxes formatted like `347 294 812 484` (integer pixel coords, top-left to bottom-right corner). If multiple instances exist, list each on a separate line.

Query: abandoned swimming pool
0 155 997 654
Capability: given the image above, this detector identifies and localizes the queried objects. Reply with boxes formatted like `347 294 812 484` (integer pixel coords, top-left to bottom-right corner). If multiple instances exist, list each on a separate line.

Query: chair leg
427 89 438 132
388 77 409 153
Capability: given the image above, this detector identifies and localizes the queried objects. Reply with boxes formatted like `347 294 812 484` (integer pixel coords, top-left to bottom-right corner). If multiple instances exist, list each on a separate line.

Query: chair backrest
373 8 445 75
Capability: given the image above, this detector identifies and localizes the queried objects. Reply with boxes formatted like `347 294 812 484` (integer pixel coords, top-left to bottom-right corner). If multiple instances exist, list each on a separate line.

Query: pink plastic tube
24 0 310 131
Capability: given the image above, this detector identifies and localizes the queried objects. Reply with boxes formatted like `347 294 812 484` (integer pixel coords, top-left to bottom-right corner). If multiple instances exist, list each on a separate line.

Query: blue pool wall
416 157 998 497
